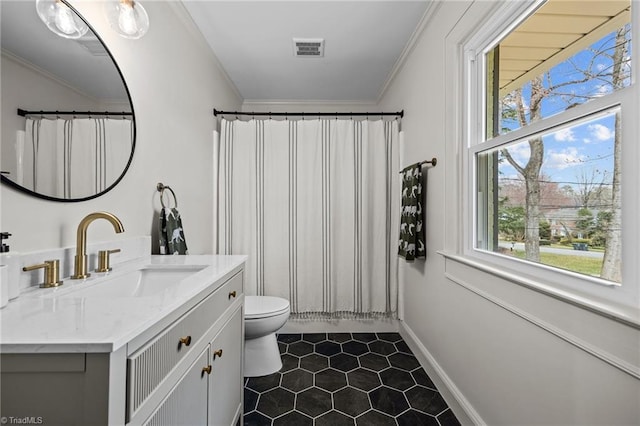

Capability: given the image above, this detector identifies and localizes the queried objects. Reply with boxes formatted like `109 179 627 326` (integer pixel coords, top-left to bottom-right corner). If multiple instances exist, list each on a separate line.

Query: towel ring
157 182 178 208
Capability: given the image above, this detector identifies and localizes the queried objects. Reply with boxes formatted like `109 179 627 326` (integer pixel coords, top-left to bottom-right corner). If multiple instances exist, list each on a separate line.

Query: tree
500 175 573 209
575 208 594 238
498 206 525 241
591 210 612 247
573 168 610 208
600 27 626 282
500 77 545 262
539 219 551 240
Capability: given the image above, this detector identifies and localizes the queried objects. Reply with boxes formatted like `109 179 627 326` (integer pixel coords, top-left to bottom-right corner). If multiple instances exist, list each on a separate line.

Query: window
465 0 638 306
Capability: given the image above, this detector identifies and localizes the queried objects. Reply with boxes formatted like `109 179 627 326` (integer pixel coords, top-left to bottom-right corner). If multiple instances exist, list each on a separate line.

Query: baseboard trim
400 321 484 425
280 318 400 334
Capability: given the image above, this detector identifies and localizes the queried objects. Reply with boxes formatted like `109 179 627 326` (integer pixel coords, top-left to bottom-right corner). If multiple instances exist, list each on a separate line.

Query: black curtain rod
213 109 404 118
18 108 132 117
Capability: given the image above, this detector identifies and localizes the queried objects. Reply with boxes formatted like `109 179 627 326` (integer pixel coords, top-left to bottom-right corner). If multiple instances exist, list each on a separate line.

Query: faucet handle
96 249 121 273
23 260 63 288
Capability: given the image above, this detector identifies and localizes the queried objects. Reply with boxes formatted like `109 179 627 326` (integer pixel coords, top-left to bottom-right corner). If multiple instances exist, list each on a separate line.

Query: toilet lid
245 296 290 319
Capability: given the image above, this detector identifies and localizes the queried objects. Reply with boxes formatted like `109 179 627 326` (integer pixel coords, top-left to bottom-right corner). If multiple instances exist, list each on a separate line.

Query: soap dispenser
0 232 20 300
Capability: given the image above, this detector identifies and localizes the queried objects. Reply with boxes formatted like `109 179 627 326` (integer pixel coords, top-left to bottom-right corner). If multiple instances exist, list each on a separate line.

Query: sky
498 112 616 190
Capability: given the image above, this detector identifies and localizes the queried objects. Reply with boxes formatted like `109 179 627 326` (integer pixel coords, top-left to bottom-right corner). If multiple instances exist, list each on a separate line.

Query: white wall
379 2 640 425
0 1 241 254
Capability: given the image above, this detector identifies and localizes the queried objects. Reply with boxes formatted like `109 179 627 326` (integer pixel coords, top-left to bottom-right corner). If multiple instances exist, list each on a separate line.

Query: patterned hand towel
398 163 425 260
159 207 189 255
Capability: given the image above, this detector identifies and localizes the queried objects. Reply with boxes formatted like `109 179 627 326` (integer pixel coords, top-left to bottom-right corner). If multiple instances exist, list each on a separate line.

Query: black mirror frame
1 0 136 203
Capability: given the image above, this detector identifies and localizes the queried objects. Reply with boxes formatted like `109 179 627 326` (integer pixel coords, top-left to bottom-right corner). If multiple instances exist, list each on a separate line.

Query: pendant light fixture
105 0 149 40
35 0 89 39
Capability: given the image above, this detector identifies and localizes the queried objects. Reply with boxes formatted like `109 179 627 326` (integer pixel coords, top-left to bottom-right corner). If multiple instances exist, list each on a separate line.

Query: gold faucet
71 212 125 279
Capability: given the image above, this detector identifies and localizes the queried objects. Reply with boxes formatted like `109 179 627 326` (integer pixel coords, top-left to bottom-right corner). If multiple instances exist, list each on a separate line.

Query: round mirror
1 0 135 202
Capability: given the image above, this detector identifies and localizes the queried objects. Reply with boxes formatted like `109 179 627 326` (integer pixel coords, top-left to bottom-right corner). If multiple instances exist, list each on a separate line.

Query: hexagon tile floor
243 332 461 426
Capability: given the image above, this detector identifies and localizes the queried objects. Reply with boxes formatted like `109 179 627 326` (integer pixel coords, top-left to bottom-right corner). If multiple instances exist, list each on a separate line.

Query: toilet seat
245 296 290 320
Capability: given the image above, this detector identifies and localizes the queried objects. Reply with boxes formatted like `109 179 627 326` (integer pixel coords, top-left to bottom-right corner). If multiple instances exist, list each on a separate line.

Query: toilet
244 295 290 377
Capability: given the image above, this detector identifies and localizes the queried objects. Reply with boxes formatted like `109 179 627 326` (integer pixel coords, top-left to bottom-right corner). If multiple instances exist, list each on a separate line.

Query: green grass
511 250 603 277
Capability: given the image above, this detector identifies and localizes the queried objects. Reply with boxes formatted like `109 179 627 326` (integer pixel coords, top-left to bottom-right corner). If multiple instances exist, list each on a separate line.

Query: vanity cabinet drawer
127 271 243 419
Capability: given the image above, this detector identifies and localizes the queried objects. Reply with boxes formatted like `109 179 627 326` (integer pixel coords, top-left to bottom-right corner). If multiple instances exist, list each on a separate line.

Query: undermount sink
51 265 208 299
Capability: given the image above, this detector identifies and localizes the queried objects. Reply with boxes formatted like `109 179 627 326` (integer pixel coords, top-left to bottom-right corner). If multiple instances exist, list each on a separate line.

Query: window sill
438 250 640 330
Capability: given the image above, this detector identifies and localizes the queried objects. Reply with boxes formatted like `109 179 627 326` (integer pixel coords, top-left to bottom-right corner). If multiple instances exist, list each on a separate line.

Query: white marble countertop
0 255 247 354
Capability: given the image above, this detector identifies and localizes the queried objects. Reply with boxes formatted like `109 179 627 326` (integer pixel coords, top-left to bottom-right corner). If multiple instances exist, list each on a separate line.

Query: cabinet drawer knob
213 349 223 359
179 336 192 347
228 291 237 299
202 365 212 376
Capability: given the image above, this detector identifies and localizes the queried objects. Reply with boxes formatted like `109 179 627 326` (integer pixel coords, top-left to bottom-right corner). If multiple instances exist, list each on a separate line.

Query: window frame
461 0 640 315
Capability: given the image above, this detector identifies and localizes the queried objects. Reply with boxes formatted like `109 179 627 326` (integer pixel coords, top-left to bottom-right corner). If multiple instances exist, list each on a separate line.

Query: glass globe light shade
105 0 149 40
35 0 89 39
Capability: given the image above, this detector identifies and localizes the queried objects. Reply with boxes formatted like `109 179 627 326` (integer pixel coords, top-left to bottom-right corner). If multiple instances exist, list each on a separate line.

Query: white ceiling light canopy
35 0 88 39
104 0 149 40
293 38 325 57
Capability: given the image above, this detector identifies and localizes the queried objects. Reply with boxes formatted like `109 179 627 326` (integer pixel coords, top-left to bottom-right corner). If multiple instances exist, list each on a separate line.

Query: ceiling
181 1 431 103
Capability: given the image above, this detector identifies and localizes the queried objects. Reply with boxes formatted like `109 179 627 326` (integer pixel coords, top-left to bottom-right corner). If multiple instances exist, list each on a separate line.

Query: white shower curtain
24 117 132 198
218 118 400 318
22 118 65 195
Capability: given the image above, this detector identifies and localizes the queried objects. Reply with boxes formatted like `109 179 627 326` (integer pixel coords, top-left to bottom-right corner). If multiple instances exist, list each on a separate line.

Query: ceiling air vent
293 38 324 57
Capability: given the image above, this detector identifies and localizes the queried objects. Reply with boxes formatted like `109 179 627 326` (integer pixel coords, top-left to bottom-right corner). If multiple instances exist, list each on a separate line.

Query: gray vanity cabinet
0 264 245 426
0 351 118 425
208 308 243 426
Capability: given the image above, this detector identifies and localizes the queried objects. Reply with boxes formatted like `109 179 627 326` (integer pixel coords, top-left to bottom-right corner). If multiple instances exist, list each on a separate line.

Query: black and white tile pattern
243 333 461 426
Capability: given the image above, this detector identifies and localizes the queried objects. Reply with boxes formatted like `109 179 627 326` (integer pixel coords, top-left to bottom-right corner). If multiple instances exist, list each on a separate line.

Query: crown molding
242 99 378 109
1 49 99 103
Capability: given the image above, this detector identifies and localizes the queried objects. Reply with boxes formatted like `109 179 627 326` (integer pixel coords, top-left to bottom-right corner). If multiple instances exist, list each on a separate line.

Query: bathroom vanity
0 250 246 426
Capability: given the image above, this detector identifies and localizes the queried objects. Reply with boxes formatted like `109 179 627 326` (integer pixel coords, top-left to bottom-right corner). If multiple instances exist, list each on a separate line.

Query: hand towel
398 162 425 260
159 207 189 255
